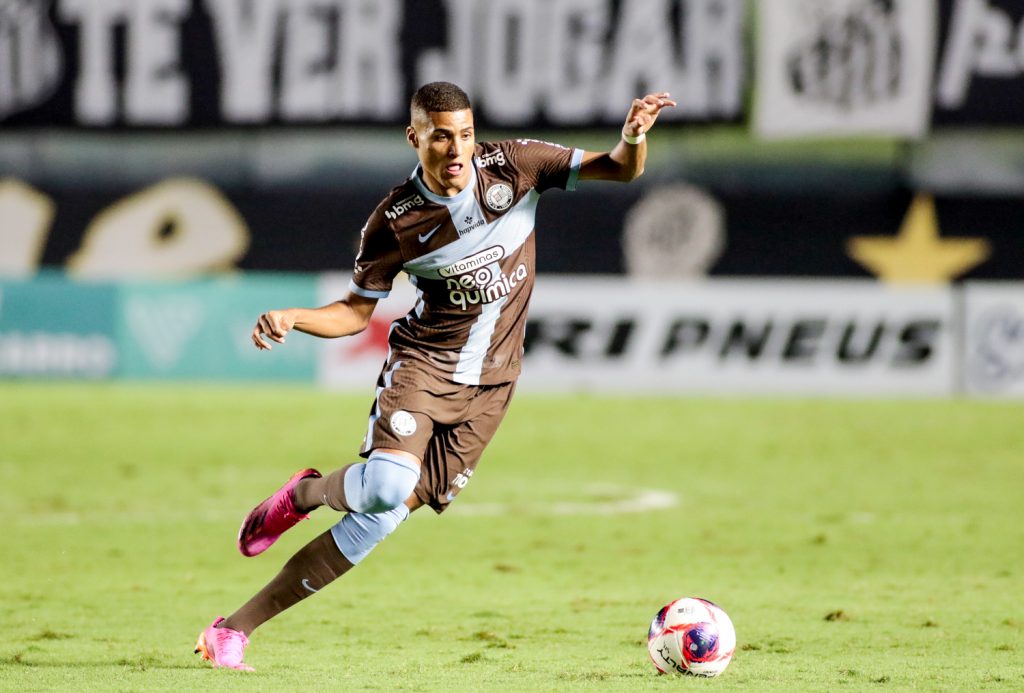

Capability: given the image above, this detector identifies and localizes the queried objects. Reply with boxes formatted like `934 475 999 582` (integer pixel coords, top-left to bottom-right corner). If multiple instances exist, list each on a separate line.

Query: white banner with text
519 279 955 395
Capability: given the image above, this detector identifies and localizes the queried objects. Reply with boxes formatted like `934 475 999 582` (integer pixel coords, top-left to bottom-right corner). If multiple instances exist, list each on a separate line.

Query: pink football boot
237 468 322 557
194 617 254 671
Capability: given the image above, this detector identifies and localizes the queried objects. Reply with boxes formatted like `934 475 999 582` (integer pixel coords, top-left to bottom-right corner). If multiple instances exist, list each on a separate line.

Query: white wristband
621 129 646 145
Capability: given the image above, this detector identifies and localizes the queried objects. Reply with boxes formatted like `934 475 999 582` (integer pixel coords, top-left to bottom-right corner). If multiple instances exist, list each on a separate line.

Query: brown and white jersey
350 139 584 385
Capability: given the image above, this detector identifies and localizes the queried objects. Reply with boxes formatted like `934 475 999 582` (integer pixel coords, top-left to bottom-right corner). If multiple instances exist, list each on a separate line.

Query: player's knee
330 505 408 565
343 451 420 514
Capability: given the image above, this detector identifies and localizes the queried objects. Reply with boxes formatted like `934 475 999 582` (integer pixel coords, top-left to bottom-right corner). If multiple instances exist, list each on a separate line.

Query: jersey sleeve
349 208 402 299
503 139 585 193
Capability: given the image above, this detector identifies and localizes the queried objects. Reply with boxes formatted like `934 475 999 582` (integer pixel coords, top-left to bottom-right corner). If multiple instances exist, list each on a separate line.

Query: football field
1 383 1021 691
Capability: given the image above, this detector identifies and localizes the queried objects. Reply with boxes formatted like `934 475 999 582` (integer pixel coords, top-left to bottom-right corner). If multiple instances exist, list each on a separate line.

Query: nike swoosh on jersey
418 224 442 243
301 578 319 593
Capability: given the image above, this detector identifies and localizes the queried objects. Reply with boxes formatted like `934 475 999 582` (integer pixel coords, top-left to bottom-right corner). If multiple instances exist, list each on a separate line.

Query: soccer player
195 81 675 670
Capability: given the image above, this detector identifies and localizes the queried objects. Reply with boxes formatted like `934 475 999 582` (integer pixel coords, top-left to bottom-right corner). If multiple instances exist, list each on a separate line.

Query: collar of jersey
410 161 478 205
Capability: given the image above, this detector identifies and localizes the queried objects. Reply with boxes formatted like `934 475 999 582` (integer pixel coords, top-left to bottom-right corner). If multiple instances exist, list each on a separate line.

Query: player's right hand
252 310 295 350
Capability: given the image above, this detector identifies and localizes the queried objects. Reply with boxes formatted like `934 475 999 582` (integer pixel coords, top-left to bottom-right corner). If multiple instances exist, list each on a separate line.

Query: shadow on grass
1 653 201 671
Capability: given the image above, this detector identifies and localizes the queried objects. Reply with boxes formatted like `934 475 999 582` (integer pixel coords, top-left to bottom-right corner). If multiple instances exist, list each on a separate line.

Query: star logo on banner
846 195 991 284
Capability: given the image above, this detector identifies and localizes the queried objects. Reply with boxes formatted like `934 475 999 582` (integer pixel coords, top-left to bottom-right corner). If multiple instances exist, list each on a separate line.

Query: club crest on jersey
389 410 417 436
485 183 514 212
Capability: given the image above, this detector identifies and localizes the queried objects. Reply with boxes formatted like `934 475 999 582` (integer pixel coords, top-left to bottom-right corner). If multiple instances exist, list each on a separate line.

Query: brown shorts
359 355 516 514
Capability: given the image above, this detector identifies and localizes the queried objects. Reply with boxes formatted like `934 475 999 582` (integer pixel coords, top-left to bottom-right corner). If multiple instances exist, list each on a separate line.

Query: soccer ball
647 597 736 677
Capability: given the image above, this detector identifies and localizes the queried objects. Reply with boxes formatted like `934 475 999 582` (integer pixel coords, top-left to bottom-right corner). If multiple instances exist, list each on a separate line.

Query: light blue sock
330 505 409 565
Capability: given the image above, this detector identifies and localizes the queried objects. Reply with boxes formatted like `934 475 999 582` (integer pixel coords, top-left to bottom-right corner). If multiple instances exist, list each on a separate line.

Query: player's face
407 109 475 197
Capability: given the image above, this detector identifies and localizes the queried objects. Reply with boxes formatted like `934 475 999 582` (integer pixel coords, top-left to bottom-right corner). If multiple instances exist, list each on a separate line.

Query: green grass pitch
1 383 1021 691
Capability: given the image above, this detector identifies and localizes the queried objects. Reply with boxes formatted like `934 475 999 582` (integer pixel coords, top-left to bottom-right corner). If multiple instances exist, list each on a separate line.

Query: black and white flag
754 0 936 138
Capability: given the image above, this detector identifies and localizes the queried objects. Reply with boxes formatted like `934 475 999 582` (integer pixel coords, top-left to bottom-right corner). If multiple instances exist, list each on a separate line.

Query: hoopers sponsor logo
384 194 424 220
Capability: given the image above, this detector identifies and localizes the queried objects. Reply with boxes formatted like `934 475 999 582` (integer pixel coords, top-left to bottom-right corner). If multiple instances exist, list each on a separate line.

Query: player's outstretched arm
579 92 677 183
252 293 378 350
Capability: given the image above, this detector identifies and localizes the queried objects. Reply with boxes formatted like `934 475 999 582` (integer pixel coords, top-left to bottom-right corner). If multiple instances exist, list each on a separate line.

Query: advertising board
0 274 118 378
518 278 955 395
117 275 317 380
963 282 1024 397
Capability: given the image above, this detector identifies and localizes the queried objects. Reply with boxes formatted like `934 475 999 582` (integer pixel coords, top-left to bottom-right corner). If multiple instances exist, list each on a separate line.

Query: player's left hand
623 92 677 138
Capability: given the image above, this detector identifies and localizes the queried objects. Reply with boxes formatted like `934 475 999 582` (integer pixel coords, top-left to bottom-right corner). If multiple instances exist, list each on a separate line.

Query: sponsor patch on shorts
389 410 417 436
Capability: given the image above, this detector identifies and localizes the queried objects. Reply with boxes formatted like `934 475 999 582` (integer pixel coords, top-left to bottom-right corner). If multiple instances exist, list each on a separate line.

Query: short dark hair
410 82 472 114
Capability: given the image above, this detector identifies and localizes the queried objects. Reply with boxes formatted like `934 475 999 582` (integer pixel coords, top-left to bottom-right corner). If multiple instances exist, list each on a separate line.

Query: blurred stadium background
2 0 1023 396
